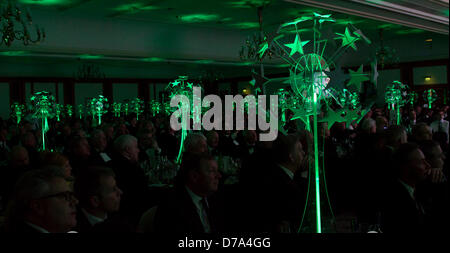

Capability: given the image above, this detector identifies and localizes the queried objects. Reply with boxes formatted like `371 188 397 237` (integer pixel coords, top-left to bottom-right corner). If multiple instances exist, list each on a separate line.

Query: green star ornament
318 108 346 130
336 27 359 50
285 34 310 56
313 12 335 24
347 65 369 92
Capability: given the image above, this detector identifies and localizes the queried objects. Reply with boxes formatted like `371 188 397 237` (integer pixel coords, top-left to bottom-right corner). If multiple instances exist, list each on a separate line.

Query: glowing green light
78 104 84 119
336 27 359 50
112 3 159 13
179 14 221 23
334 19 364 26
89 95 108 126
79 54 103 60
237 61 255 66
11 103 25 125
230 22 260 29
285 34 310 56
196 60 215 64
30 91 56 151
141 57 164 62
130 98 144 121
19 0 72 5
444 9 449 17
378 23 400 29
424 89 437 109
0 51 27 56
396 29 425 35
66 105 73 118
228 0 271 8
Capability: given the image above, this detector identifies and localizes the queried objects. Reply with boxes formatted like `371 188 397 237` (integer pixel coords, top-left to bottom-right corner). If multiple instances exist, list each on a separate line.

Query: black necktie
201 198 212 232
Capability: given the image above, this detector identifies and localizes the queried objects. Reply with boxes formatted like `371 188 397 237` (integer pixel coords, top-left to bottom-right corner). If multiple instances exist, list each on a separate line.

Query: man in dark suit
106 134 152 227
380 143 432 233
88 129 112 166
73 166 126 232
244 133 307 232
154 153 223 233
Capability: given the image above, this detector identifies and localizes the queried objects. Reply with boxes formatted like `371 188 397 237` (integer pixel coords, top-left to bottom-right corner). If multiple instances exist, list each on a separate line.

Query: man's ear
288 152 295 163
29 199 45 216
122 146 131 157
188 171 199 183
89 196 100 208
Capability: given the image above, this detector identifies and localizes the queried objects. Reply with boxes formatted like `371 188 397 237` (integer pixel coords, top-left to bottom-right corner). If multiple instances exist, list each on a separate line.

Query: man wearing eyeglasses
3 169 78 233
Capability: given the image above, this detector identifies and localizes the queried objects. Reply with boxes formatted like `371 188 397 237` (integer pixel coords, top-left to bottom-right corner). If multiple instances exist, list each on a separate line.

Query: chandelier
75 63 106 81
375 28 399 69
239 2 282 61
0 0 45 47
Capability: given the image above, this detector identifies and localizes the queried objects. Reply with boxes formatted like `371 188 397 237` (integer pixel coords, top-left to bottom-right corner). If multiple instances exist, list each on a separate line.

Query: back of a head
39 151 67 167
362 118 376 134
412 122 432 142
385 125 407 147
272 134 300 164
9 145 29 165
184 133 207 154
114 134 137 153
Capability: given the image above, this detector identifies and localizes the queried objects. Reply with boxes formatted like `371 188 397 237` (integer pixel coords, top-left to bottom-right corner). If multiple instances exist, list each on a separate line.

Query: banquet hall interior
0 0 449 234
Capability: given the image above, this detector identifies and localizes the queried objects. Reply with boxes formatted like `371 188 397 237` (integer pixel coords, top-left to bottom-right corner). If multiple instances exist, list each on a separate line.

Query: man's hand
428 168 447 184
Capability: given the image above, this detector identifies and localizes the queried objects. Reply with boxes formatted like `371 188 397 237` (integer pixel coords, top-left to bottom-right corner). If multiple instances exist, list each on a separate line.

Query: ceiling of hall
0 0 447 78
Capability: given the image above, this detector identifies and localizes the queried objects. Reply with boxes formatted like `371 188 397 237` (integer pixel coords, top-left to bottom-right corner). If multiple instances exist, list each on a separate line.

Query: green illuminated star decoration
89 95 108 126
347 65 369 92
30 91 56 151
250 69 269 96
424 89 437 109
113 102 122 117
149 100 162 117
130 98 144 121
77 104 84 119
285 34 310 56
335 27 360 51
165 76 203 164
55 104 63 122
408 91 418 106
318 108 346 130
66 105 73 118
261 12 373 233
385 81 408 125
123 103 129 116
11 102 25 125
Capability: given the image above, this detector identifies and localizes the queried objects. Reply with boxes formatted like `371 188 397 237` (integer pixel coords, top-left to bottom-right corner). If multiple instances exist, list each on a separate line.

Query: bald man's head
9 146 30 168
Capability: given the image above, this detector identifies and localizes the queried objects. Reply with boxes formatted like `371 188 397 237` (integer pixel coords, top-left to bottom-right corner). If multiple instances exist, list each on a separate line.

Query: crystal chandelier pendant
0 0 45 47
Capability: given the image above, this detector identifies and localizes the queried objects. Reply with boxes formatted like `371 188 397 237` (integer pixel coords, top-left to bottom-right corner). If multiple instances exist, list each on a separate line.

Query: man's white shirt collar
25 222 50 233
278 164 294 180
82 208 107 226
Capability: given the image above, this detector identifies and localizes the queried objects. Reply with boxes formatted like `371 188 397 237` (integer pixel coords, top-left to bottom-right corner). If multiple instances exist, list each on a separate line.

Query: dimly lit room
0 0 448 238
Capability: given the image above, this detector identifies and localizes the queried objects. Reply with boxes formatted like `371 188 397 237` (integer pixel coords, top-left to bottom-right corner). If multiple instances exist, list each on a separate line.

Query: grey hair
114 134 138 153
7 169 64 219
90 129 105 139
184 133 206 152
361 118 376 133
